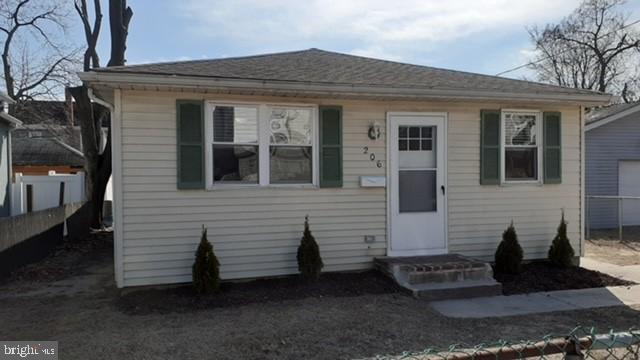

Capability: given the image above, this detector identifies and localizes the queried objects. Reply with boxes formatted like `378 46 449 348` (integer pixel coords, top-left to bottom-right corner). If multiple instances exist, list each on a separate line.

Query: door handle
441 185 445 195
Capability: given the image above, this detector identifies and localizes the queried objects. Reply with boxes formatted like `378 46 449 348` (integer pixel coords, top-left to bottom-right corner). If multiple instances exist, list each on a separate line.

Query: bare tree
70 0 132 229
528 0 640 102
0 0 79 101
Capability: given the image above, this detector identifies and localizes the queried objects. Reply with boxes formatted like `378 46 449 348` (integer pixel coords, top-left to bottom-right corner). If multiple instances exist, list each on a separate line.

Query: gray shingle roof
95 48 602 97
12 132 84 167
586 102 640 124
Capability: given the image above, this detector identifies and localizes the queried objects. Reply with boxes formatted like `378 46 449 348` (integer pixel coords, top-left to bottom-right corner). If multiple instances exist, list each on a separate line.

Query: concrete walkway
581 257 640 283
430 285 640 318
431 258 640 318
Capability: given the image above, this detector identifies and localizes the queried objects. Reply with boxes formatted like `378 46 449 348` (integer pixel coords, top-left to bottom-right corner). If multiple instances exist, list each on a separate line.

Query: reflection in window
212 106 259 183
270 146 312 184
399 126 434 151
269 108 313 183
502 112 540 181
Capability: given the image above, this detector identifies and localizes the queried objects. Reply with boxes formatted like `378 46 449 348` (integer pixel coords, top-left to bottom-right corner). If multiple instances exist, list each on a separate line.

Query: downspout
579 105 586 259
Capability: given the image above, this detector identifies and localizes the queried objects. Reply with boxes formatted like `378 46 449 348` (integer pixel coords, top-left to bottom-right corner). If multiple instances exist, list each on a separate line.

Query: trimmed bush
192 225 221 294
297 215 324 281
548 212 575 267
494 221 524 274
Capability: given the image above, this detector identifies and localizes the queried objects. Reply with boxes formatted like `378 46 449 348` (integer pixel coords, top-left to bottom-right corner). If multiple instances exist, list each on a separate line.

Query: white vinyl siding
117 89 582 286
119 91 386 286
447 105 581 260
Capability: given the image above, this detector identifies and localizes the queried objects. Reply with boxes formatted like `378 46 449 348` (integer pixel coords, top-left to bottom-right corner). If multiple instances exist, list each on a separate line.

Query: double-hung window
502 110 542 183
211 105 260 184
206 103 316 187
269 107 313 184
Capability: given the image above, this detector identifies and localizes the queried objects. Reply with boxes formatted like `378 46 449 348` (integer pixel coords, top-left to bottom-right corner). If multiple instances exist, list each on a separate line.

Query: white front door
388 113 446 256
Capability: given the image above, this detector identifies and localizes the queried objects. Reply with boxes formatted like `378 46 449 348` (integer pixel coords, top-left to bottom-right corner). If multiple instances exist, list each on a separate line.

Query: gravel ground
586 226 640 266
1 235 640 359
1 285 640 359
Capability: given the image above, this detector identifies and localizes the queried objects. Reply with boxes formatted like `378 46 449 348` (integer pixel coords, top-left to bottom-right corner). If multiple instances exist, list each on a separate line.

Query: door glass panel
399 170 436 212
399 125 436 169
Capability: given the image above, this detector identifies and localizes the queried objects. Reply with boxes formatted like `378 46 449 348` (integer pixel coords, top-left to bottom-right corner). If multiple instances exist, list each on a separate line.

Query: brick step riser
406 267 493 285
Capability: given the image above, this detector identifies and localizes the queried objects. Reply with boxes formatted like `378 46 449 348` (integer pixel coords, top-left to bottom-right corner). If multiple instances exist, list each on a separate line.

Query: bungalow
79 49 611 288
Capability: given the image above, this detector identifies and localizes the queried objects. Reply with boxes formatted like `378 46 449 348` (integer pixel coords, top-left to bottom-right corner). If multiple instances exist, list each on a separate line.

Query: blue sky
79 0 640 80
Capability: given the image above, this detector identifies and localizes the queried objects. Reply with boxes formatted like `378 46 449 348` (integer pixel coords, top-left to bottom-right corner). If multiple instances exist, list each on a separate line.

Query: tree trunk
69 86 104 229
72 0 132 230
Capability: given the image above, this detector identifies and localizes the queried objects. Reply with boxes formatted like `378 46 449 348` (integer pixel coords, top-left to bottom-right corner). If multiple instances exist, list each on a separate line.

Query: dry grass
586 226 640 266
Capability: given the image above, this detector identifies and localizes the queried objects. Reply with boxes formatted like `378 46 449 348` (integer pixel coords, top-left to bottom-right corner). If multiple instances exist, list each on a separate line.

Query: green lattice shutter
543 111 562 184
176 100 205 189
319 106 343 188
480 109 501 185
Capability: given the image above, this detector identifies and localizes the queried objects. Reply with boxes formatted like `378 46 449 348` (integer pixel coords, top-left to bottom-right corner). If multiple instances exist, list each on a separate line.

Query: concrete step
375 254 502 300
405 264 492 284
406 279 503 301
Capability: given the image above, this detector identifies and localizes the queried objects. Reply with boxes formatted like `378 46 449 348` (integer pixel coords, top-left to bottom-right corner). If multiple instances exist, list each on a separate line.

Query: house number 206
362 147 383 168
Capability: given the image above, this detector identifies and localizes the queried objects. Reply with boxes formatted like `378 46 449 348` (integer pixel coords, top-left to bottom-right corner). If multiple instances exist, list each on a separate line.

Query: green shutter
480 109 501 185
543 111 562 184
176 100 205 189
319 106 343 188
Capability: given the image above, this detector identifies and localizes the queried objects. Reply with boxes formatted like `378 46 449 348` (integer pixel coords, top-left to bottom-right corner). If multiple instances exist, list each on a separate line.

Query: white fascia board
0 111 22 128
78 72 612 106
585 103 640 131
0 93 15 104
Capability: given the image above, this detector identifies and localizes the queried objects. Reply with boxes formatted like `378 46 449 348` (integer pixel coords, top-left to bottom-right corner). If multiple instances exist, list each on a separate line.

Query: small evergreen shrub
192 225 221 294
297 215 323 281
494 221 524 274
548 212 575 267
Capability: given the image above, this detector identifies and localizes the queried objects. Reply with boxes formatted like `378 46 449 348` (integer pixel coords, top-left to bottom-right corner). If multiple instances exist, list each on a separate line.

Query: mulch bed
2 232 113 284
116 270 403 315
494 261 635 295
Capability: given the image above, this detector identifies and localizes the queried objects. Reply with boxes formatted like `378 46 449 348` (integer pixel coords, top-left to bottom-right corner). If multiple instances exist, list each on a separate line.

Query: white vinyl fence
11 172 85 216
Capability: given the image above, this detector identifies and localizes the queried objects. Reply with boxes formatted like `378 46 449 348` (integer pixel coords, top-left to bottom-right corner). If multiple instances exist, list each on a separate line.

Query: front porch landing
374 254 502 300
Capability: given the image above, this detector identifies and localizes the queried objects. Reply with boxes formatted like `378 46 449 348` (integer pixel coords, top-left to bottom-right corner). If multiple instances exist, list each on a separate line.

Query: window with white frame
502 110 542 182
207 103 315 186
211 105 260 183
269 108 313 183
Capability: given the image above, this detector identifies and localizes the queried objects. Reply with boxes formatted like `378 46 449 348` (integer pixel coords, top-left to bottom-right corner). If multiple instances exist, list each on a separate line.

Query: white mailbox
359 176 386 188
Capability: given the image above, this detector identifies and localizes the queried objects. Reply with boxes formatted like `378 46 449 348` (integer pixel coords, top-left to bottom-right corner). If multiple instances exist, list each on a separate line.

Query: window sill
500 180 543 187
207 184 319 191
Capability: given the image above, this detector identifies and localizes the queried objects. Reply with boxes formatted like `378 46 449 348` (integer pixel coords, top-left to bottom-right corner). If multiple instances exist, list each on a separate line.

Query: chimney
65 88 74 126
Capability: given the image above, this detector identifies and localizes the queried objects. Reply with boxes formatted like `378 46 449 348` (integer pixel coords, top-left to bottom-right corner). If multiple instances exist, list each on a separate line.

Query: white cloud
179 0 580 48
170 0 591 77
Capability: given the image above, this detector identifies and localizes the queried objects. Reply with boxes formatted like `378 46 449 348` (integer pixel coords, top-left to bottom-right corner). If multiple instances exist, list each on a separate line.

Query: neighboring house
10 99 84 176
11 129 85 176
79 49 610 288
0 92 22 217
585 102 640 229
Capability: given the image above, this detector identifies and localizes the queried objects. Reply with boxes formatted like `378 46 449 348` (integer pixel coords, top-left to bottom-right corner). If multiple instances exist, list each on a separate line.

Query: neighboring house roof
10 104 84 167
81 48 611 105
12 134 84 167
585 102 640 131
